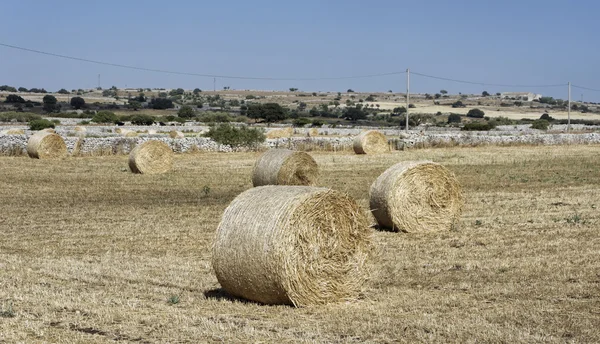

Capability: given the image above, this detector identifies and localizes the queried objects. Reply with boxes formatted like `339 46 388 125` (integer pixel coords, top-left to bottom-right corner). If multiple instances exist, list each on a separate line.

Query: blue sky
1 0 599 101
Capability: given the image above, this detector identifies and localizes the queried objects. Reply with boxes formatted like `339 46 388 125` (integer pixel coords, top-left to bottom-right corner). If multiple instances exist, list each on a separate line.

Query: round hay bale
147 129 157 135
128 140 173 174
74 126 86 133
370 161 463 232
26 132 67 159
169 130 184 139
1 129 25 135
308 128 319 137
353 130 388 154
120 129 138 137
212 186 372 306
252 149 319 187
115 128 125 134
266 127 293 139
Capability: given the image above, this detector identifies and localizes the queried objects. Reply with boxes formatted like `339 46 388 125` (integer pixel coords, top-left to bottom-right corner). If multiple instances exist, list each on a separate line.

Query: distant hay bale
169 130 184 139
1 129 25 135
353 130 388 154
74 126 86 133
266 127 293 139
26 132 67 159
308 128 319 137
115 128 126 134
252 149 319 186
128 140 173 174
213 186 372 306
370 161 463 232
147 129 157 135
119 129 138 137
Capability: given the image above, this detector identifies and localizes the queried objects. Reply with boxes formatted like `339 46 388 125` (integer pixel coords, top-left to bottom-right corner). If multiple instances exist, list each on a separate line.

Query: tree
440 90 448 94
70 96 85 109
92 111 118 124
169 88 185 96
150 98 174 109
247 103 287 122
0 85 17 92
127 101 142 111
347 89 354 93
531 119 549 130
496 92 501 96
540 113 554 121
392 106 407 115
365 95 376 101
43 95 58 113
289 88 298 92
193 88 202 95
5 94 25 103
342 106 367 121
435 93 441 99
466 108 485 118
178 105 195 118
18 87 28 92
130 114 155 125
447 113 461 123
482 91 490 97
451 100 465 108
58 88 70 94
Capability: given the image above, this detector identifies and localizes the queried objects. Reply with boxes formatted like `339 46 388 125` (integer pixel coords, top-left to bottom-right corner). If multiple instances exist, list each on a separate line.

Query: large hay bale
370 161 463 232
169 130 184 139
26 132 67 159
266 127 293 139
213 186 372 306
1 129 25 135
128 140 173 174
252 149 319 187
353 130 388 154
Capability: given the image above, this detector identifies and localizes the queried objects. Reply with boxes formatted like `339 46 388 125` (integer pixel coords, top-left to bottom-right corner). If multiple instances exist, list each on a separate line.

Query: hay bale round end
26 132 67 159
353 130 388 154
252 149 319 187
212 186 372 306
128 140 174 174
370 161 463 232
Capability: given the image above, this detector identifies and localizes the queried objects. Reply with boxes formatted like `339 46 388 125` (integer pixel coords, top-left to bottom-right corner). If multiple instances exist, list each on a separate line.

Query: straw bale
212 186 372 306
169 130 184 139
252 149 319 187
128 140 173 174
74 126 86 133
353 130 388 154
1 129 25 135
26 132 67 159
308 128 319 137
370 161 463 232
266 127 293 139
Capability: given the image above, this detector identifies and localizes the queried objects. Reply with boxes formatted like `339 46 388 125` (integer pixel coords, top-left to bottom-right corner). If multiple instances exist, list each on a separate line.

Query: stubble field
1 145 599 343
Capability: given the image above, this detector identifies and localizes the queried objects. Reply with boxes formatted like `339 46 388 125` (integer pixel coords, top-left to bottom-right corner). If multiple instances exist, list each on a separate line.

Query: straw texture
26 132 67 159
266 127 293 139
213 186 372 306
169 130 184 139
128 140 174 174
353 130 388 154
1 129 25 135
252 149 319 187
370 161 463 232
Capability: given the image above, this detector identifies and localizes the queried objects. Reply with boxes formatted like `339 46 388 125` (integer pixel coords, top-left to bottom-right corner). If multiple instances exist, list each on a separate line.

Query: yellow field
1 145 599 342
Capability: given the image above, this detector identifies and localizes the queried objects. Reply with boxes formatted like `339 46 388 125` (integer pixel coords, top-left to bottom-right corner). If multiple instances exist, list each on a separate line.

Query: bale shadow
203 288 253 304
372 224 401 233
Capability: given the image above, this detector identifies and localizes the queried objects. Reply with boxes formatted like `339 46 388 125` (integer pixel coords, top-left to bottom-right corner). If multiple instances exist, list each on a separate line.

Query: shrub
466 108 485 118
150 98 174 109
92 111 118 124
408 103 416 108
540 113 554 121
70 96 85 109
447 113 461 123
57 88 70 94
178 105 195 118
203 123 265 148
311 119 324 127
29 119 55 130
18 87 28 92
130 114 155 125
198 112 233 123
0 111 41 122
293 117 311 127
531 119 549 130
452 100 465 108
4 94 25 103
461 122 495 131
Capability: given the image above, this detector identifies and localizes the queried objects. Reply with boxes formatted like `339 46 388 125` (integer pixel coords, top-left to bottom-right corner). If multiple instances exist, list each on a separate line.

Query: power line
411 71 566 88
0 42 405 81
572 84 600 92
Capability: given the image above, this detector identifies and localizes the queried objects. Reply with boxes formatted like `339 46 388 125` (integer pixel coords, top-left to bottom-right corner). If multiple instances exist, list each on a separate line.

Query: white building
501 92 542 101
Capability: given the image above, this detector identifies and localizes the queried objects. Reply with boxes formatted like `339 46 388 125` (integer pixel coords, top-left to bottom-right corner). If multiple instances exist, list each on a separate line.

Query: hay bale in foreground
370 161 463 232
213 186 372 306
128 140 173 174
353 130 388 154
252 149 319 187
169 130 184 139
1 129 25 135
27 132 67 159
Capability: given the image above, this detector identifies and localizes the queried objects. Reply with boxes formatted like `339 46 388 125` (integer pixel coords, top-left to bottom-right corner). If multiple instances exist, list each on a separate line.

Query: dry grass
0 145 599 342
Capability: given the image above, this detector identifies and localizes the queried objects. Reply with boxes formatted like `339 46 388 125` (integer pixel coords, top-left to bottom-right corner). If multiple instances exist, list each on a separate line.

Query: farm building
501 92 542 101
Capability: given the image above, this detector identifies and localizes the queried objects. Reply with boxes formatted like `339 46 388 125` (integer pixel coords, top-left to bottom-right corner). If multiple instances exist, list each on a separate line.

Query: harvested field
1 145 599 342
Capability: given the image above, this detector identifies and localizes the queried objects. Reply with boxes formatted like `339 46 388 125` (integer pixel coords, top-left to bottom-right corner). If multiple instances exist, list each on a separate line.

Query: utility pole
213 78 216 92
98 74 101 89
567 82 571 131
406 68 410 133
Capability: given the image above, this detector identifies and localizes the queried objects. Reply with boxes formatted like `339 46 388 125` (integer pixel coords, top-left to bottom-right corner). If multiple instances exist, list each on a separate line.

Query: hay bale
115 128 125 134
212 186 372 306
128 140 173 174
252 149 319 187
74 126 86 133
353 130 388 154
1 129 25 135
26 132 67 159
370 161 463 232
308 128 319 137
266 127 293 139
119 129 138 137
169 130 184 139
147 129 157 135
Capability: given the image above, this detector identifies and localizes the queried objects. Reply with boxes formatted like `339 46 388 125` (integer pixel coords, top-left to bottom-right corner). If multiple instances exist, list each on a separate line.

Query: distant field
1 145 599 342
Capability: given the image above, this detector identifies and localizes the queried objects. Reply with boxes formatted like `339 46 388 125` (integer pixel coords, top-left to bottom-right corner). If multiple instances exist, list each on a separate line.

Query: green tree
70 96 85 109
150 98 174 109
447 113 461 123
18 87 28 92
178 105 195 118
203 123 265 148
343 106 367 121
452 100 465 108
247 103 287 122
42 95 58 113
193 88 202 94
4 94 25 103
0 85 17 92
435 93 441 99
29 119 55 130
92 111 118 124
289 88 298 92
482 91 490 97
58 88 70 94
466 108 485 118
130 114 155 125
440 90 448 94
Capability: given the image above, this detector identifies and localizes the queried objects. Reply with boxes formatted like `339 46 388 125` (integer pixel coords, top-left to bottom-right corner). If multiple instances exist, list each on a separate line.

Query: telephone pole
98 74 101 89
213 78 216 92
567 82 571 131
405 68 410 133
